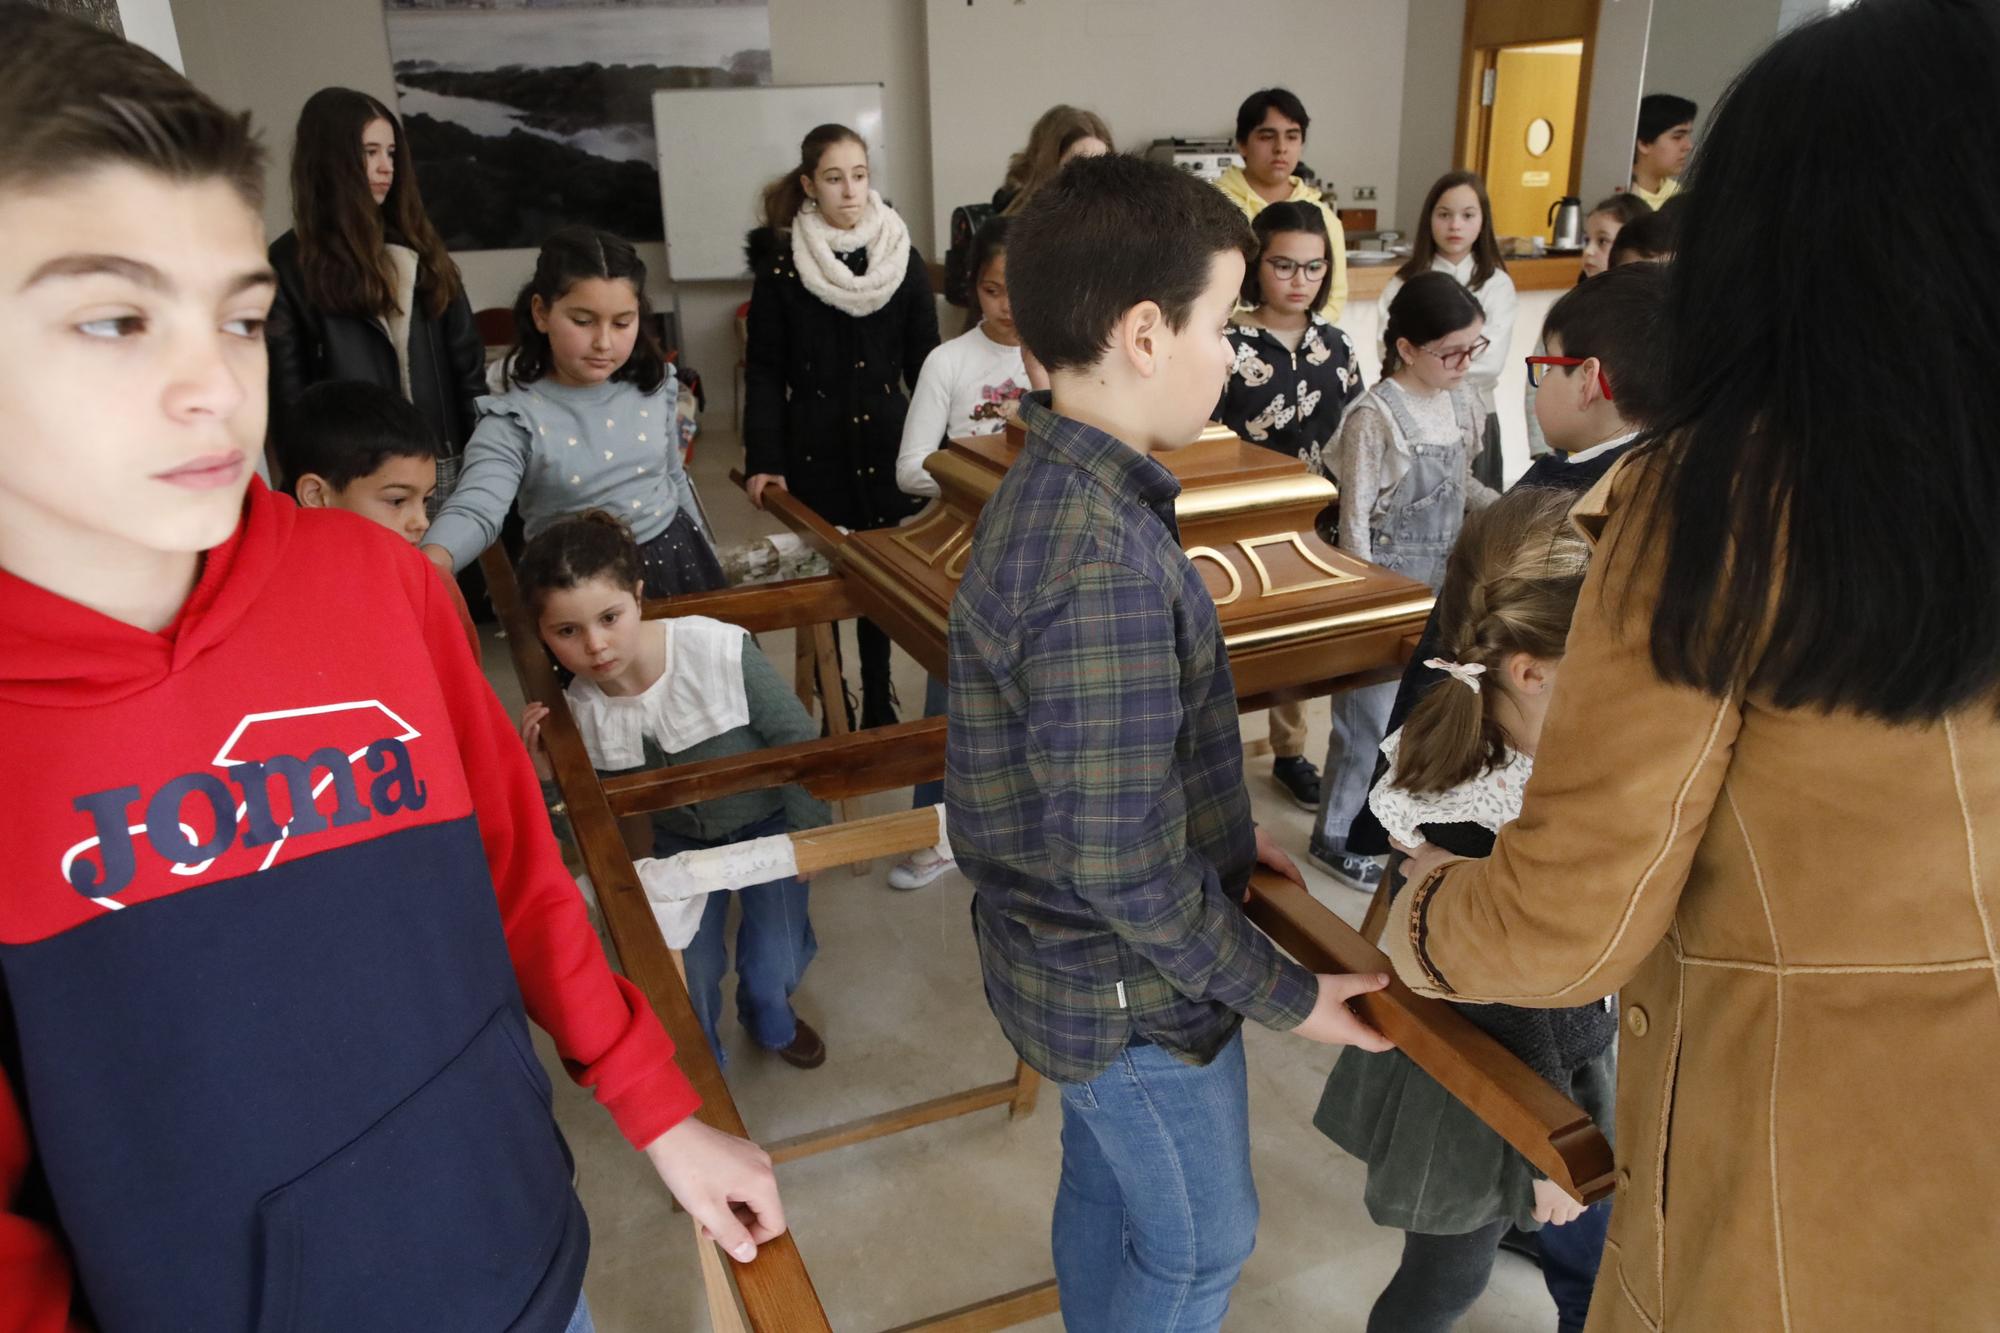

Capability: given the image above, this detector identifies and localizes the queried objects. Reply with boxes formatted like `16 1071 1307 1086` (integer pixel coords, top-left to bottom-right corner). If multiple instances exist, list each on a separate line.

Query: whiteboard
653 84 886 282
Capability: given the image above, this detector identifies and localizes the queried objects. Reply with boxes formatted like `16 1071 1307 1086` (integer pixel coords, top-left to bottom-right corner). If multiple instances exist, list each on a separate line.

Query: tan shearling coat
1385 460 2000 1331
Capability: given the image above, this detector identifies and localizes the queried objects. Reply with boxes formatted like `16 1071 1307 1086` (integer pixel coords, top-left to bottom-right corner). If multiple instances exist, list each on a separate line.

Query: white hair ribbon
1424 658 1488 695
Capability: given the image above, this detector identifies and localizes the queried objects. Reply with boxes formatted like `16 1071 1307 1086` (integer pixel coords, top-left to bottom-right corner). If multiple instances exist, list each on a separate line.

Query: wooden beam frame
1245 870 1615 1202
487 548 1049 1329
649 802 1615 1206
648 574 862 633
481 548 834 1333
601 718 947 816
880 1281 1063 1333
486 465 1613 1328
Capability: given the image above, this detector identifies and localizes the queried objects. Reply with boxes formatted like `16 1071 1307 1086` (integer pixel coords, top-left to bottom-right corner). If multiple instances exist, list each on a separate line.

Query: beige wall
1394 0 1465 236
1396 0 1656 229
923 0 1412 257
169 0 935 426
1640 0 1782 139
1576 0 1653 203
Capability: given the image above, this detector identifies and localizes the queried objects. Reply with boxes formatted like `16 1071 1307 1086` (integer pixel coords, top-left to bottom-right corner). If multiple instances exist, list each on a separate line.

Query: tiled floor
495 429 1555 1331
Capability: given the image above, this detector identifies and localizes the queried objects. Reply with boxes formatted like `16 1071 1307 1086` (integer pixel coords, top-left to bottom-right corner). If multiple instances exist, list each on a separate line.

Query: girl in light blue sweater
424 227 724 595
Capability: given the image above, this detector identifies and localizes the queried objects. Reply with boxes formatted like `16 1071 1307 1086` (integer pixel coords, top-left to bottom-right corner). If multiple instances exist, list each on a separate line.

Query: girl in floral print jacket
1214 201 1363 479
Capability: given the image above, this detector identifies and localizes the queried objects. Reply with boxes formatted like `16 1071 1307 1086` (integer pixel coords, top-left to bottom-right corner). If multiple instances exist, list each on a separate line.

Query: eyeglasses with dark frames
1263 256 1329 281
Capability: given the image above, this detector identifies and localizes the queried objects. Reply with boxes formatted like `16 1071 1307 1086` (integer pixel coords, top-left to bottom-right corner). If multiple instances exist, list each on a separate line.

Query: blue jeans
913 673 948 809
1052 1032 1259 1333
564 1294 594 1333
1311 679 1396 858
1538 1199 1611 1333
659 809 817 1065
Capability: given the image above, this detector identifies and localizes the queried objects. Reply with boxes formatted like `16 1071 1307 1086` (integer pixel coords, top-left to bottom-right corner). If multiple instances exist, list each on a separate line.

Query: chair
472 306 516 349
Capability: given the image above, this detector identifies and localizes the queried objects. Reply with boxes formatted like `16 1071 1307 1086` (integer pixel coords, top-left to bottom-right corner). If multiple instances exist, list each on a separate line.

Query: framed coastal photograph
24 0 125 35
381 0 772 251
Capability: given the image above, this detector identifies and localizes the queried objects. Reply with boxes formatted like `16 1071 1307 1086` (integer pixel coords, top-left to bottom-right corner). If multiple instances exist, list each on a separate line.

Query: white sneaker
888 847 954 890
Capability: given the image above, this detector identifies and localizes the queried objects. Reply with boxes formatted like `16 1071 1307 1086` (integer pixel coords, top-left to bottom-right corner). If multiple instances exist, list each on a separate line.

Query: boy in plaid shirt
944 154 1392 1333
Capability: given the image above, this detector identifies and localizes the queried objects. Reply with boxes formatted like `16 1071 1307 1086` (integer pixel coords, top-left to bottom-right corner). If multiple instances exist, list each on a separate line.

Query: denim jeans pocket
1060 1077 1100 1112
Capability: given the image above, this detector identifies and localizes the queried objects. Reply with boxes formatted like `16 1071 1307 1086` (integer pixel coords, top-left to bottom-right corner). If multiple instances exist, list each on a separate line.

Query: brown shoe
773 1019 826 1069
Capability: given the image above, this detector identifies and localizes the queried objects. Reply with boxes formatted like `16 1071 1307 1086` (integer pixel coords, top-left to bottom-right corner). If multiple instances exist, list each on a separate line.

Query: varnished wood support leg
1359 852 1405 945
695 1217 753 1333
1007 1060 1042 1120
878 1278 1062 1332
793 633 816 712
810 621 871 876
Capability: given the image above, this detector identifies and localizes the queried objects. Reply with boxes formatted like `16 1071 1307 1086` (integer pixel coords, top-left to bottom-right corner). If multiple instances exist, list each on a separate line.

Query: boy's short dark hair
1608 206 1679 267
1636 93 1698 145
1540 262 1668 427
1008 154 1254 374
279 381 440 494
1234 88 1311 145
0 6 262 204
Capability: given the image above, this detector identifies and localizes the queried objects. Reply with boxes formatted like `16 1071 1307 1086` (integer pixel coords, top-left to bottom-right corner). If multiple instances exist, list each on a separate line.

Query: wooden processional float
481 420 1615 1333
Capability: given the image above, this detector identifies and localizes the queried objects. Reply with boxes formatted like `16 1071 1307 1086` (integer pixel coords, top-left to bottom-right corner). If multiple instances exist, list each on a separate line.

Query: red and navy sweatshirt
0 480 700 1333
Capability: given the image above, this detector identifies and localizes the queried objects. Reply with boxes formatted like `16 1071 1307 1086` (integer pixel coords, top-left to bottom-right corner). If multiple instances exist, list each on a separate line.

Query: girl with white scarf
743 123 939 729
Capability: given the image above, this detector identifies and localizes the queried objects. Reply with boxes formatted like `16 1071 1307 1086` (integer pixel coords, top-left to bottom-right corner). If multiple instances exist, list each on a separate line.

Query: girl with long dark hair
1387 3 2000 1327
265 88 484 493
1379 170 1515 488
421 226 722 596
743 123 939 727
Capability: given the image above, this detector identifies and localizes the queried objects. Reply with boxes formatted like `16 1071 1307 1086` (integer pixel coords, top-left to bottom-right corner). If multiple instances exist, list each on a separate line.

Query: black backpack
941 201 997 308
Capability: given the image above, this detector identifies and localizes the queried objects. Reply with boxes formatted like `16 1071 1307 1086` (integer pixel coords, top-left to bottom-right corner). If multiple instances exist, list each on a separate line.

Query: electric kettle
1548 196 1584 250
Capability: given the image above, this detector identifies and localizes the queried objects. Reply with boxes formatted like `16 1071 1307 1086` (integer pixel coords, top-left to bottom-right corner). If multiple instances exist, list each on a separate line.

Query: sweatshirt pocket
252 1005 575 1333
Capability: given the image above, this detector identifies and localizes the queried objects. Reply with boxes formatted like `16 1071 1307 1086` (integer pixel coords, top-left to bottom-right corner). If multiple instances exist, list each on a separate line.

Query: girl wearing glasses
1309 272 1498 892
1215 201 1366 812
1380 171 1516 489
1217 203 1364 479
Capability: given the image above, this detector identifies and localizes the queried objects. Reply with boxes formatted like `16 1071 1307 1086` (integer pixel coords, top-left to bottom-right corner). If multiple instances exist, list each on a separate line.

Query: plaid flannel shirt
945 393 1318 1083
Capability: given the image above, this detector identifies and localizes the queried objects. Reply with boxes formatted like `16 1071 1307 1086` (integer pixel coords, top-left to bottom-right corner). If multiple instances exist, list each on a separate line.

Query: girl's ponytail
1389 489 1592 795
760 123 866 232
1397 648 1498 795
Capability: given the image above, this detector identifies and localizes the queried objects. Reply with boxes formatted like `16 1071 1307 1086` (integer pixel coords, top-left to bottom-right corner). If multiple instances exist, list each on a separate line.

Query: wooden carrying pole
481 549 833 1333
662 805 1616 1205
1245 870 1616 1203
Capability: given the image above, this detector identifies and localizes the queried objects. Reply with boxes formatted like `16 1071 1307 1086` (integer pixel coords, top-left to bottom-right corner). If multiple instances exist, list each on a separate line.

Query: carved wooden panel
840 423 1435 695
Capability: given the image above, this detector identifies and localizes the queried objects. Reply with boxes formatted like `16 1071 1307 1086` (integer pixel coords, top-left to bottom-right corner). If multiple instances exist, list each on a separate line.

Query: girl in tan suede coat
1385 4 2000 1328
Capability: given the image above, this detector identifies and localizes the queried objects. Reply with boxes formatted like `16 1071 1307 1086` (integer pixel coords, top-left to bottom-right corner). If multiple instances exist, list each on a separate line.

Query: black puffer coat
265 229 487 455
742 225 939 531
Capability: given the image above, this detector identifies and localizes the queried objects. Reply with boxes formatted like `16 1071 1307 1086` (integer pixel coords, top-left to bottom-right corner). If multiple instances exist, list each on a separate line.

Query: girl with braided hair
1313 488 1614 1333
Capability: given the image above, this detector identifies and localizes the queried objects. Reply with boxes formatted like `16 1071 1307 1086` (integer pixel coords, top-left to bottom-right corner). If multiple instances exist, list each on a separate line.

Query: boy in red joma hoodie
0 13 783 1332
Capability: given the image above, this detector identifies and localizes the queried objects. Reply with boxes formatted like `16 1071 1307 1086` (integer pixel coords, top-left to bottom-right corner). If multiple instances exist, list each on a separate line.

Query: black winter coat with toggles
741 225 940 531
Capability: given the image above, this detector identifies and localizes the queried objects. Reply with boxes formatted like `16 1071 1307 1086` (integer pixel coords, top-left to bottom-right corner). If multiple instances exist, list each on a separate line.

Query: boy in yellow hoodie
1215 88 1348 321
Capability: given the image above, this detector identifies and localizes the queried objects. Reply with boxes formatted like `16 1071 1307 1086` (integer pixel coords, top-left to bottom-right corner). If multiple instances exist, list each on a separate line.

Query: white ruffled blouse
1367 726 1535 849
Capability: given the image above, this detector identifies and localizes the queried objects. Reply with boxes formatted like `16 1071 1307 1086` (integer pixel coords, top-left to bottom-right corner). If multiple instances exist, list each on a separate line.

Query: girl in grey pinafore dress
1313 373 1497 871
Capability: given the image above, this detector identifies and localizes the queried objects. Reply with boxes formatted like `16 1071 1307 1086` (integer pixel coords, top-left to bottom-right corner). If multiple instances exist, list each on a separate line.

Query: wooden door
1452 0 1600 218
1484 41 1585 239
